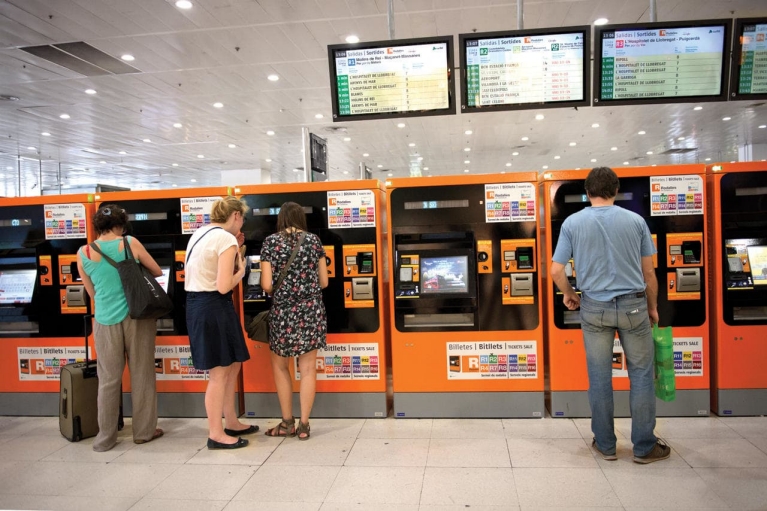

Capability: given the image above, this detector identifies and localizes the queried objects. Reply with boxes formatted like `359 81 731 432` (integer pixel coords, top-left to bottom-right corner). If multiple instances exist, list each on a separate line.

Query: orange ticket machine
387 173 544 418
707 162 767 416
0 195 94 415
542 165 710 417
235 180 388 418
94 188 230 417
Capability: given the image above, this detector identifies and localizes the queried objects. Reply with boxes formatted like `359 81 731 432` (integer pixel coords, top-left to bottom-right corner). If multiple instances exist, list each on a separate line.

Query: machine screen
420 256 469 294
747 246 767 285
155 266 171 293
0 269 36 304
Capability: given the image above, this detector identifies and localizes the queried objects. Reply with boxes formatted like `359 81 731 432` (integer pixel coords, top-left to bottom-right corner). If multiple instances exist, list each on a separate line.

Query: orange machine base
548 390 710 418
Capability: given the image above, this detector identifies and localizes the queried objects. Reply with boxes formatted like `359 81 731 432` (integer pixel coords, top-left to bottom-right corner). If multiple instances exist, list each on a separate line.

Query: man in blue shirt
550 167 670 464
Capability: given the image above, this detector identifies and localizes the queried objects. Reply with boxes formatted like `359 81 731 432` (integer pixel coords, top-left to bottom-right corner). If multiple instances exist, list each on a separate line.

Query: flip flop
134 428 164 444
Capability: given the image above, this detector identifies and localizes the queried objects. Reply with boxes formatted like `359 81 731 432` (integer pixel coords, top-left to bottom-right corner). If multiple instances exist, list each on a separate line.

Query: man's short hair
585 167 619 199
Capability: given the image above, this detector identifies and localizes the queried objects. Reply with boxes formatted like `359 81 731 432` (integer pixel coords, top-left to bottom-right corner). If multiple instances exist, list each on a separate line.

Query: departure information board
595 20 730 106
731 18 767 100
460 27 590 111
329 36 455 121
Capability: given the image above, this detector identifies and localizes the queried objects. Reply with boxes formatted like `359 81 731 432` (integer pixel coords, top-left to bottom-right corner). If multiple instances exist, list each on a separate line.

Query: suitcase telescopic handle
61 388 68 419
83 314 93 365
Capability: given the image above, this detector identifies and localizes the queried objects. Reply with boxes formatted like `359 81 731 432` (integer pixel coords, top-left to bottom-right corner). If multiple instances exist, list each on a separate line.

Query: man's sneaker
591 438 617 461
633 440 671 464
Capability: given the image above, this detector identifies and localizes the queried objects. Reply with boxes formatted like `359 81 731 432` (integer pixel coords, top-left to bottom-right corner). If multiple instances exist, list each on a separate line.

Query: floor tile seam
745 437 767 456
251 435 286 466
227 464 264 503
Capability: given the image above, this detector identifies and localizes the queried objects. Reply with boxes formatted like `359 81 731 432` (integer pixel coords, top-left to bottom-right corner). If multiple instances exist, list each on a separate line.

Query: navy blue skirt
186 291 250 370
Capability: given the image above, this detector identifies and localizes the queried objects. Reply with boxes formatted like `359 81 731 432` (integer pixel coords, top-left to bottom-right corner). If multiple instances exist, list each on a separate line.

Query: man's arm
641 255 659 324
550 261 580 310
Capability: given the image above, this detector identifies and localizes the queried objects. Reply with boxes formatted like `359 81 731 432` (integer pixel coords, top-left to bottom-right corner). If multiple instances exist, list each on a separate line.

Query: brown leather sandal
296 421 310 441
265 417 295 437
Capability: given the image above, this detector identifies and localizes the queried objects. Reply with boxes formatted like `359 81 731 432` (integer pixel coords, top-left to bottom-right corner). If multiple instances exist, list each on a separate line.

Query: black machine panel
719 171 767 326
390 184 539 333
240 192 380 334
549 177 706 329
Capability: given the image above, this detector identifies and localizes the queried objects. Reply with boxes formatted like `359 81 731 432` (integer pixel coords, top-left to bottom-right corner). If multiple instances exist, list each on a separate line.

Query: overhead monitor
328 36 455 122
594 19 731 106
747 246 767 285
420 256 469 295
730 18 767 101
459 26 590 111
0 269 36 305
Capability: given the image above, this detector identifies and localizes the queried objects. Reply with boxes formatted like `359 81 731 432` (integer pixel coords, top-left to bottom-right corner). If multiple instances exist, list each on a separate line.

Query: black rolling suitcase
59 314 99 442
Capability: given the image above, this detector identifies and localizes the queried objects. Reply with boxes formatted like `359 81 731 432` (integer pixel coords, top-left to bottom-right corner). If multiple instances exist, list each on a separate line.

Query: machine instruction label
295 343 380 380
447 341 538 380
18 346 91 380
611 336 703 377
485 183 536 223
155 345 208 380
181 197 220 234
327 190 376 228
43 204 87 240
650 175 703 216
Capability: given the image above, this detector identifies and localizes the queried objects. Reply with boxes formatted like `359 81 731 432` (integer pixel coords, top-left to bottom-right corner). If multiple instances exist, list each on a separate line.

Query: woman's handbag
89 238 174 320
247 233 305 343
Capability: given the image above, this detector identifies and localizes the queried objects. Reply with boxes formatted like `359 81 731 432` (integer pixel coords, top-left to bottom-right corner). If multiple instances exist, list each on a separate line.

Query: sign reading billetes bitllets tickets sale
650 175 703 216
327 190 376 228
180 197 220 234
485 183 536 223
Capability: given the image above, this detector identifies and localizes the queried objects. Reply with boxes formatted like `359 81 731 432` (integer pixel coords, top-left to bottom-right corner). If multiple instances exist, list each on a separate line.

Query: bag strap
273 232 306 294
185 226 224 265
88 236 134 268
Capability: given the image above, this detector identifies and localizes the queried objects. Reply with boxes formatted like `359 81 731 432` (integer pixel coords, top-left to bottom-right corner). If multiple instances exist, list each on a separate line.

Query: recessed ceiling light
652 164 657 167
464 160 470 164
677 136 685 140
228 143 236 148
377 164 383 168
464 130 473 135
694 106 703 111
423 167 429 171
638 130 646 135
27 146 36 151
408 143 416 147
342 170 349 175
542 165 549 169
175 0 193 9
345 35 360 43
265 158 272 162
730 160 736 163
213 102 224 108
592 123 600 128
172 163 179 166
646 151 653 155
171 183 178 187
41 132 50 136
173 123 183 128
569 142 577 146
387 172 393 177
705 158 711 161
501 171 506 174
722 117 731 121
100 160 106 164
554 155 561 159
417 157 424 161
363 153 369 157
267 74 279 81
121 54 135 61
464 169 470 173
119 151 126 155
759 125 767 129
397 123 406 128
594 17 609 25
84 89 96 95
464 147 471 151
591 158 597 162
535 114 545 120
266 130 275 136
623 161 629 165
293 168 301 172
191 178 197 182
143 138 151 143
59 114 70 119
197 154 205 158
5 166 12 170
506 162 512 167
611 147 618 151
315 113 324 119
521 136 529 141
512 151 519 156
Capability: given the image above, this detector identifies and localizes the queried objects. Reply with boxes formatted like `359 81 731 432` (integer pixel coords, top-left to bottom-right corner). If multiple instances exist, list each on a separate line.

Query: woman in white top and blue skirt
184 196 257 449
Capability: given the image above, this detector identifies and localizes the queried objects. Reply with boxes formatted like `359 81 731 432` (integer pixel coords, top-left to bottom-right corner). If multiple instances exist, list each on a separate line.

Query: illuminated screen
733 19 767 99
329 36 455 121
128 212 168 222
596 20 729 105
420 256 469 294
747 246 767 285
461 27 589 110
155 267 171 293
0 269 36 304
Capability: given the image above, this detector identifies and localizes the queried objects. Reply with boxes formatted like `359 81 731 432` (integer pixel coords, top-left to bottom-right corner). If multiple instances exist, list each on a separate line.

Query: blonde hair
210 196 247 223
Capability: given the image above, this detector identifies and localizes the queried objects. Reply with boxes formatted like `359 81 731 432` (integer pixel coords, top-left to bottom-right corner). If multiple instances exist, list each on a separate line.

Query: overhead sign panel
730 18 767 101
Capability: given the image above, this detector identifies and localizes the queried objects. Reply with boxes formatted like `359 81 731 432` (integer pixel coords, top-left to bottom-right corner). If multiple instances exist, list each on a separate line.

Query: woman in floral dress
260 202 328 440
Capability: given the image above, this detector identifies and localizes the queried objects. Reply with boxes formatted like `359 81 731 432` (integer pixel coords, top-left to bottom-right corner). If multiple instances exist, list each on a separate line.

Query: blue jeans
580 293 657 457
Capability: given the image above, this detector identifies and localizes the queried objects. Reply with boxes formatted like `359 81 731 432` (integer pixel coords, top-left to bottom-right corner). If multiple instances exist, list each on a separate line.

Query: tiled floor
1 415 766 510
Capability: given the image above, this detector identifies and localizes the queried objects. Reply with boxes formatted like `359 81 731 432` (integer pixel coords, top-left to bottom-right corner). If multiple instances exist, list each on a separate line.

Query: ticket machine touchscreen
0 269 36 305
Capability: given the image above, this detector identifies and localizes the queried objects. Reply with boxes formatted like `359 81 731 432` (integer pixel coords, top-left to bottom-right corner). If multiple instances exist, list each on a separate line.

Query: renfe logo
329 198 337 206
659 29 667 36
486 191 495 199
652 183 661 192
524 37 531 43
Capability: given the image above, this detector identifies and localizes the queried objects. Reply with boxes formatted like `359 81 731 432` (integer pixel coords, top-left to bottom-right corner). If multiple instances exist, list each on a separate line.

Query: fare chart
738 23 767 95
464 32 585 106
600 25 726 100
333 42 450 116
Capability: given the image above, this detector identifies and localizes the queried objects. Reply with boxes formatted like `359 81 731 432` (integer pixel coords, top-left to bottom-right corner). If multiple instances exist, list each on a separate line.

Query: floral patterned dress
260 230 327 357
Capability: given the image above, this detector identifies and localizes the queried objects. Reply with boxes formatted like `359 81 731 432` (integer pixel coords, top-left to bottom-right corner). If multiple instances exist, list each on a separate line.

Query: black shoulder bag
246 232 305 343
89 237 174 320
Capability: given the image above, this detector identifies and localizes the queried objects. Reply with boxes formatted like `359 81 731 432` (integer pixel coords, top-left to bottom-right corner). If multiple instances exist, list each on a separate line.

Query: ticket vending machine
236 180 387 418
94 188 230 417
387 173 544 418
0 195 94 415
542 165 710 417
707 162 767 416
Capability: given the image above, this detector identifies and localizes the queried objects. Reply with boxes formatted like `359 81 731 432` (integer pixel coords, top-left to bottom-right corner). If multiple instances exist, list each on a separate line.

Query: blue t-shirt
552 205 656 301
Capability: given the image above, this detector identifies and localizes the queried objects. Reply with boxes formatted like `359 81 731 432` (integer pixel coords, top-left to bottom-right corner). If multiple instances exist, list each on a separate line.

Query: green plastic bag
653 324 676 402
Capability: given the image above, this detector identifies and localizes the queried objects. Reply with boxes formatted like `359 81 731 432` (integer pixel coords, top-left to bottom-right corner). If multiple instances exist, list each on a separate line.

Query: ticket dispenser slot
676 268 701 292
510 274 533 296
352 278 374 300
65 285 86 307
